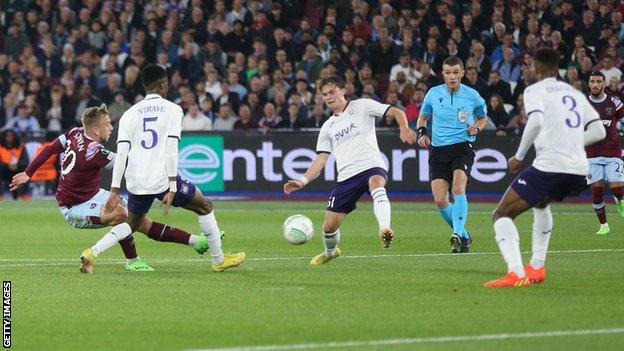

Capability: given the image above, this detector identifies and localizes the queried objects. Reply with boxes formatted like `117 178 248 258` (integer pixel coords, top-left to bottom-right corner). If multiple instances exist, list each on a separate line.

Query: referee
416 56 489 253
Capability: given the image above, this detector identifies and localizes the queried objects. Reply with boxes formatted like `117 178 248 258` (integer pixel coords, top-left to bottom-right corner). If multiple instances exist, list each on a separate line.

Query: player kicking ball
283 76 416 265
10 105 215 273
484 47 606 287
104 64 245 272
585 72 624 235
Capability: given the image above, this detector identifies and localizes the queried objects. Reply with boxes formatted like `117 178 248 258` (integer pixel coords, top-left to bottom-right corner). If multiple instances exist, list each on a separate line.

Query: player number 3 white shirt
117 94 183 194
523 77 599 176
316 99 390 182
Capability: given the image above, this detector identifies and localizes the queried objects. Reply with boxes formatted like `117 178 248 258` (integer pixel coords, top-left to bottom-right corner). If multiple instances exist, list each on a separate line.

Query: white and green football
283 214 314 245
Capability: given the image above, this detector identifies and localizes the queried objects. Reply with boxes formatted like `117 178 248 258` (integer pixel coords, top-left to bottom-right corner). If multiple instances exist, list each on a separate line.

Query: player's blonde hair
81 104 109 127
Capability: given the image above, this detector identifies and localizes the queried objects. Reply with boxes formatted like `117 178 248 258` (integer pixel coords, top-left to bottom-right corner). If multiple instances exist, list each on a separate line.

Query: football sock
147 222 191 244
452 194 469 238
323 229 341 257
592 186 607 224
530 206 553 269
118 235 138 260
188 235 200 246
593 202 607 224
371 187 391 229
199 212 224 264
91 223 132 257
611 185 624 200
439 203 454 227
494 217 525 277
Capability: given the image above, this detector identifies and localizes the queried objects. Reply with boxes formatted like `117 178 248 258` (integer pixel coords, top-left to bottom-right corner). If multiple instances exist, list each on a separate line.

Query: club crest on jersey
605 107 614 116
89 203 97 209
85 142 101 161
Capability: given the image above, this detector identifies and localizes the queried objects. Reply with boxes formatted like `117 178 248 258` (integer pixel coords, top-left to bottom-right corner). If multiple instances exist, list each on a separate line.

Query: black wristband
417 126 428 139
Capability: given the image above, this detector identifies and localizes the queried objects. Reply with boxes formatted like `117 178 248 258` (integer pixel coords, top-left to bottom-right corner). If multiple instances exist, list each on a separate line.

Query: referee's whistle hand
417 135 430 148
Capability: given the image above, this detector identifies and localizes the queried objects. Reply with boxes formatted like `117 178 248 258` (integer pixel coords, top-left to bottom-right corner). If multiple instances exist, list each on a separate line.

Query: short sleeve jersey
56 127 115 207
117 94 183 194
316 99 390 182
421 83 487 147
523 77 600 175
585 92 624 158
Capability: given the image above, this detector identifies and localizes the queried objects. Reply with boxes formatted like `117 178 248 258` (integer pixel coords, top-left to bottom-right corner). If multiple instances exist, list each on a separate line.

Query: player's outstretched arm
387 107 417 144
284 153 330 194
10 139 64 190
584 118 606 146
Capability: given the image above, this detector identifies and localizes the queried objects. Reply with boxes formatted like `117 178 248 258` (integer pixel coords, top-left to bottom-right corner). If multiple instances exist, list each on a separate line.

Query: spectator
404 88 425 129
233 104 259 131
182 103 212 131
486 94 510 136
258 102 282 131
493 48 522 83
3 105 40 134
295 44 323 82
213 103 238 131
0 93 18 128
4 23 30 61
390 52 419 84
0 129 29 200
108 91 131 126
485 70 513 104
599 54 623 83
276 103 306 129
306 103 328 128
463 67 488 95
507 94 527 136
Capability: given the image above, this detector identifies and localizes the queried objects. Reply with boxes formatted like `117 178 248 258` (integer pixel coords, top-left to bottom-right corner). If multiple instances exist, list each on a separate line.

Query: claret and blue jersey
421 83 487 147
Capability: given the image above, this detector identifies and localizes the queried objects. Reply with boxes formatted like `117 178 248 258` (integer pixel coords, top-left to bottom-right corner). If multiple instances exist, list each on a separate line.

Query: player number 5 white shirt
117 94 183 194
523 77 599 175
316 99 390 182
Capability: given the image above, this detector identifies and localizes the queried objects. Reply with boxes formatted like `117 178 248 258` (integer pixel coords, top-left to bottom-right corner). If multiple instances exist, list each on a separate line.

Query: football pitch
1 199 623 351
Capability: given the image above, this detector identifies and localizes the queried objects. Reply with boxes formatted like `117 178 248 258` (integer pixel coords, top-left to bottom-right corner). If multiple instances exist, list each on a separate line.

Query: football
283 214 314 245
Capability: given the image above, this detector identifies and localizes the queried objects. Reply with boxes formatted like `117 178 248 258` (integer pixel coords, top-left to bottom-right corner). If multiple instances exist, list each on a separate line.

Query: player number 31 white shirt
316 98 390 182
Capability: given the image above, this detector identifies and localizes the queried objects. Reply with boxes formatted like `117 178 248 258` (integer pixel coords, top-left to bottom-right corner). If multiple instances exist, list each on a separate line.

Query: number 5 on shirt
141 117 158 149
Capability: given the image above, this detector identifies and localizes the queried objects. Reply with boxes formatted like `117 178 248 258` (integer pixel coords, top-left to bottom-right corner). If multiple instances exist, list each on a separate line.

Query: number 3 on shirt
562 95 581 128
141 117 158 149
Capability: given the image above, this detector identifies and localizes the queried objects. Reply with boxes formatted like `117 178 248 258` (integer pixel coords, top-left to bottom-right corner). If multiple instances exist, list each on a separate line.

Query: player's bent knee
197 198 213 215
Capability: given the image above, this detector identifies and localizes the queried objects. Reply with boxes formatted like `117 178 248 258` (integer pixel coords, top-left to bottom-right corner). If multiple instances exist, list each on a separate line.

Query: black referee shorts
429 142 475 183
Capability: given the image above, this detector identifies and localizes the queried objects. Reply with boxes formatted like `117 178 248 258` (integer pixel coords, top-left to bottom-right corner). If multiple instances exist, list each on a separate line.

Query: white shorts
58 189 127 229
587 157 624 185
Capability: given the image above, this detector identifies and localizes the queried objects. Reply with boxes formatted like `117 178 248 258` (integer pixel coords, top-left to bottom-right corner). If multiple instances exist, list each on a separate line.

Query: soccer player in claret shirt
484 47 606 288
104 64 245 272
585 71 624 235
10 105 213 273
283 75 417 265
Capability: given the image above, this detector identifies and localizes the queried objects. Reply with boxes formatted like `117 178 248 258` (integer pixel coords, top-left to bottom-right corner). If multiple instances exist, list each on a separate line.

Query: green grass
1 199 624 351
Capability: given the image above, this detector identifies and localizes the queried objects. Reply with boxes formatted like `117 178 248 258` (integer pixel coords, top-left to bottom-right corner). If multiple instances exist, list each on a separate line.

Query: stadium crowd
1 0 624 198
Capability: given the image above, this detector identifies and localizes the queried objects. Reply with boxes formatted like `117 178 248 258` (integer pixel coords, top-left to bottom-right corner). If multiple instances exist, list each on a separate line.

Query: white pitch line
0 248 622 267
188 327 624 351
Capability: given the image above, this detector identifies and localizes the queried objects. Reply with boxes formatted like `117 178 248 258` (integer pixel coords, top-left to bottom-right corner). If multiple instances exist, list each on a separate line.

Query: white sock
493 218 525 277
199 212 224 264
530 206 553 269
371 187 391 229
323 229 341 256
188 235 200 246
91 223 132 257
